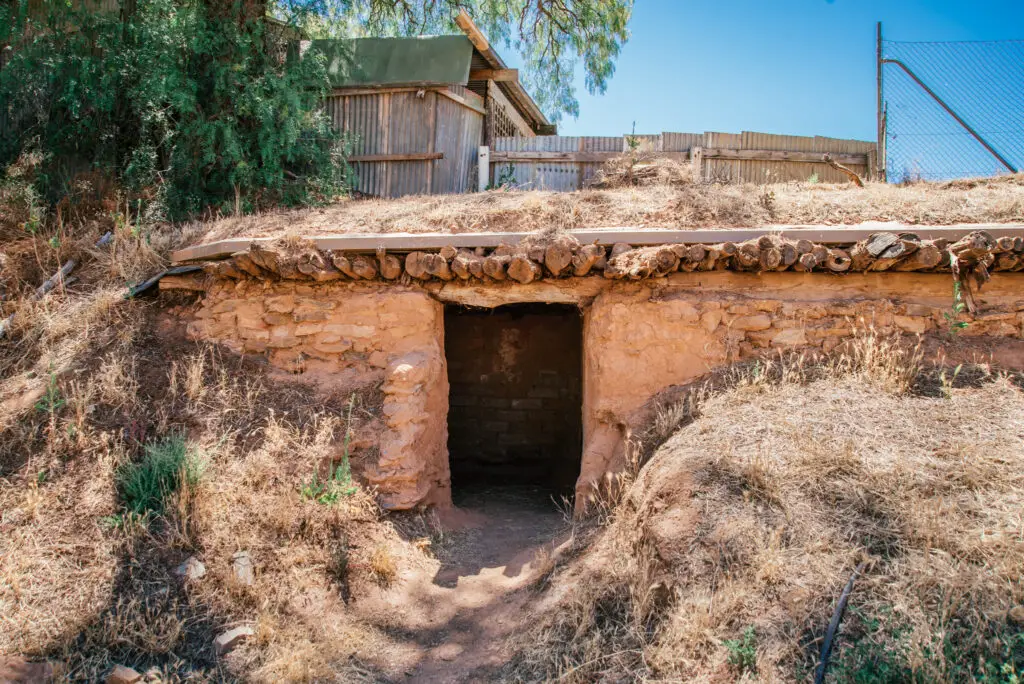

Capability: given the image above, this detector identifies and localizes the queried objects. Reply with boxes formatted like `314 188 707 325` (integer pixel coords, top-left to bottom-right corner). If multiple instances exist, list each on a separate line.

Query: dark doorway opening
445 303 583 499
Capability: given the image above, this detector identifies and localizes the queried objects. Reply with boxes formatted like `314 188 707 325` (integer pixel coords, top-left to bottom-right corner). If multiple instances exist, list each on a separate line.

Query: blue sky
555 0 1024 142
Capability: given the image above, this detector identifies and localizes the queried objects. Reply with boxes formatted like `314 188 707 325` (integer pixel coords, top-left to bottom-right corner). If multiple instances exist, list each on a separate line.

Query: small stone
213 626 255 656
894 315 929 334
232 551 255 586
433 643 464 662
772 328 808 346
106 664 142 684
262 312 292 326
265 295 296 313
731 314 772 331
174 557 206 581
0 657 54 683
1009 605 1024 625
700 310 723 334
902 303 933 317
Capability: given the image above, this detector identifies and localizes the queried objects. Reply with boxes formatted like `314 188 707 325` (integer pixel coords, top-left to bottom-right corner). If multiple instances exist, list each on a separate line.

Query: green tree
0 0 349 218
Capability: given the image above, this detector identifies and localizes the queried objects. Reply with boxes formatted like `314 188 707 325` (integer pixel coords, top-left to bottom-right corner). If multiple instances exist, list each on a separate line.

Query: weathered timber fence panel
324 86 484 198
490 135 622 190
487 130 875 190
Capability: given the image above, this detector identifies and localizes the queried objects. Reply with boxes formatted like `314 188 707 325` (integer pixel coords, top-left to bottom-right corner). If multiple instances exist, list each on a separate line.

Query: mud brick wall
187 280 451 510
445 305 583 492
579 272 1024 495
185 271 1024 511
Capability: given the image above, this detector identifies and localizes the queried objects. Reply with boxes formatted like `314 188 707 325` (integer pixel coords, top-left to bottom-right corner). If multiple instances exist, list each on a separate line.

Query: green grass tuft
117 434 206 516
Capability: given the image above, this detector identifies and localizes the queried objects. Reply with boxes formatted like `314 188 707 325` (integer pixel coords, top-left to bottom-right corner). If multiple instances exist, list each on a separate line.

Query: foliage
0 0 351 219
116 434 207 517
299 400 358 505
34 372 66 415
724 625 757 674
300 459 358 504
944 278 970 336
286 0 633 122
830 607 1024 684
488 163 517 190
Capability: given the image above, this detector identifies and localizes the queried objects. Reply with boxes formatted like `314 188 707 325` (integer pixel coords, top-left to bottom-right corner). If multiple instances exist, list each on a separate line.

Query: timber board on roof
309 36 474 89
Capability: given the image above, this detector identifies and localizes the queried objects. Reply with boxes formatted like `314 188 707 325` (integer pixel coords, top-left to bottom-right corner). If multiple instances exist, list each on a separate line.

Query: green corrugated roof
309 36 474 88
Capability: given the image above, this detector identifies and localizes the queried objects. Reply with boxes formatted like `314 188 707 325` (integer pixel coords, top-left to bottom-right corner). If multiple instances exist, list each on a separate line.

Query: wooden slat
348 153 444 162
331 86 448 96
470 68 518 81
436 88 487 115
171 224 1024 263
490 151 621 163
703 148 868 165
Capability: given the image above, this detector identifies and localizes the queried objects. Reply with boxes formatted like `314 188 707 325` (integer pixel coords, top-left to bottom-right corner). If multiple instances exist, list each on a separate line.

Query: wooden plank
490 151 621 163
455 10 491 54
426 92 437 193
470 68 518 82
703 148 868 165
331 86 444 97
489 150 692 164
171 224 1024 262
348 153 444 162
436 87 487 115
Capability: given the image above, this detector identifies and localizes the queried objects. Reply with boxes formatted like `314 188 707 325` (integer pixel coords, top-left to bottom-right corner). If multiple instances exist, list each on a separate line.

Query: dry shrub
369 545 398 588
587 153 695 189
509 336 1024 682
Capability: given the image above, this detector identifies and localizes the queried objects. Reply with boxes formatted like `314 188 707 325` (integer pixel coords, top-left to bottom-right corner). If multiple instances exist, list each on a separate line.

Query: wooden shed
313 11 552 198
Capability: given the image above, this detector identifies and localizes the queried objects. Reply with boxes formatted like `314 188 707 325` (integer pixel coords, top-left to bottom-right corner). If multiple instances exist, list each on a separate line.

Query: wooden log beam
348 153 444 163
469 68 518 82
703 148 868 165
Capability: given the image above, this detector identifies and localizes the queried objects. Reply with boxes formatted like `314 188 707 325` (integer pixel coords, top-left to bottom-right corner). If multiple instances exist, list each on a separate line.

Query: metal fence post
876 22 886 182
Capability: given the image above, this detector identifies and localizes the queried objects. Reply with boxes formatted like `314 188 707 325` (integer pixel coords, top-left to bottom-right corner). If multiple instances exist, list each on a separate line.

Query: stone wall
183 272 1024 510
578 272 1024 493
188 279 450 510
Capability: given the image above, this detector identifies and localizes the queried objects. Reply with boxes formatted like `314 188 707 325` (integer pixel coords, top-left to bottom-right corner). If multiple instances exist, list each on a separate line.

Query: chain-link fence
880 36 1024 182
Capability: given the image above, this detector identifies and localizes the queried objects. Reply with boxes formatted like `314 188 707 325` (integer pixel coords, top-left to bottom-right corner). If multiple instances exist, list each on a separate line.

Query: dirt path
355 486 571 682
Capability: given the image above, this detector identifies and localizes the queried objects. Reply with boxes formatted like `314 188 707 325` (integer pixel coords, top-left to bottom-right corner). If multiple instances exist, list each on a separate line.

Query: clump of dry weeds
0 169 407 681
508 334 1024 682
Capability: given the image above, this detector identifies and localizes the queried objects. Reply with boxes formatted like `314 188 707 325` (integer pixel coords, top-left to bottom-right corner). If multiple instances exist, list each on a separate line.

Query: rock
893 315 930 334
106 664 142 684
213 626 255 656
232 551 255 586
771 328 808 346
432 643 464 662
1009 605 1024 625
700 310 723 334
730 314 772 331
0 657 54 683
174 557 206 581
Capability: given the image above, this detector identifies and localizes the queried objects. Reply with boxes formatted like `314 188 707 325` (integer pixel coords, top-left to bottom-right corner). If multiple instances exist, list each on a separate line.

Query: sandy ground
355 486 571 683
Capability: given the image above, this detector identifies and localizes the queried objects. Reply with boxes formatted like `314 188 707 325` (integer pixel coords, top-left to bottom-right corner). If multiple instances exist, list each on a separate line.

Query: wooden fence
323 86 484 198
482 131 877 191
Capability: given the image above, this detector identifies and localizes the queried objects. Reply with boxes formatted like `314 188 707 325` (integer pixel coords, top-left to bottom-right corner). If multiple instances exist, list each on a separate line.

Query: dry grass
508 335 1024 682
0 167 412 681
188 172 1024 243
5 156 1024 681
